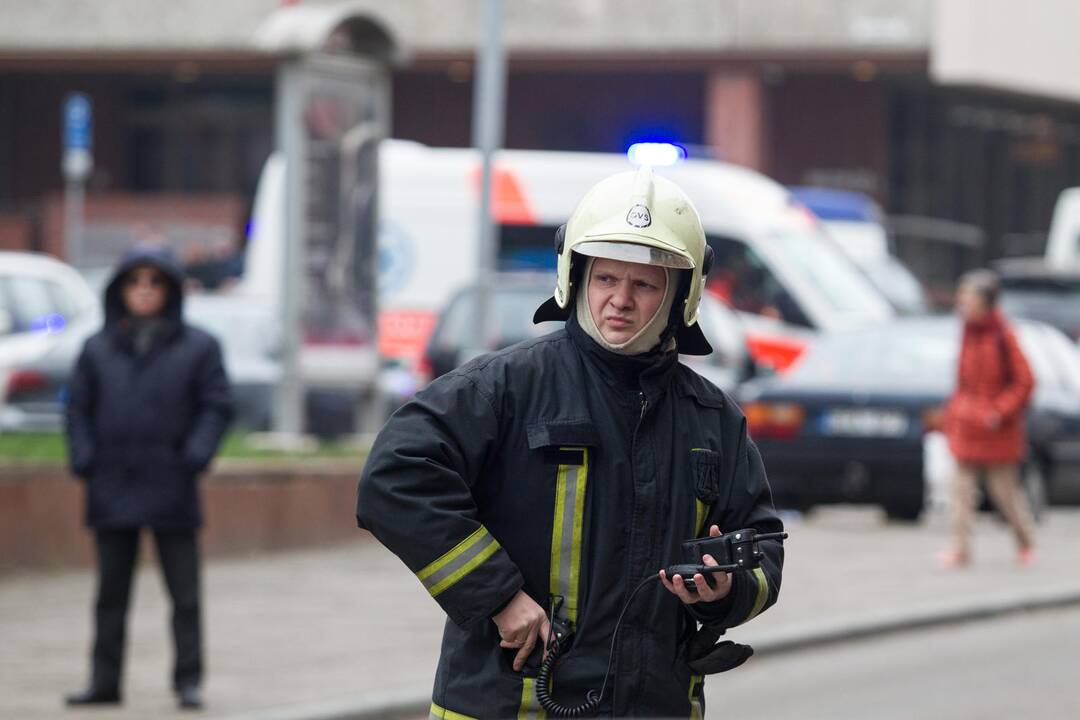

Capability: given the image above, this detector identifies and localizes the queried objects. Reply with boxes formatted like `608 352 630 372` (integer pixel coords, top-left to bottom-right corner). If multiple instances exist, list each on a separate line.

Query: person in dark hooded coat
64 244 233 710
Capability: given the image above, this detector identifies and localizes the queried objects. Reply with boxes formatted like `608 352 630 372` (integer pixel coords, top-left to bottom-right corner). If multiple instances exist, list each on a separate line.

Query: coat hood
103 244 185 329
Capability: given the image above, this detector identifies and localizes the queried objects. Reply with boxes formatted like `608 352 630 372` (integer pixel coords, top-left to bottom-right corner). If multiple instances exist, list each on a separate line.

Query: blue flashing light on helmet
627 142 686 167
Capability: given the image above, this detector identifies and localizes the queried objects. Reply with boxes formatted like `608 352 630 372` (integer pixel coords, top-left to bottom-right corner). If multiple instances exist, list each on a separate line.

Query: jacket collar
964 308 1006 334
566 312 678 396
109 315 183 359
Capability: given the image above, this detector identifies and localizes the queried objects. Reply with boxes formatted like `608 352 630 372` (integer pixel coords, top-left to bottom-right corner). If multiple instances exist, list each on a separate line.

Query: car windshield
789 320 1063 393
1000 281 1080 339
1035 324 1080 394
433 283 559 351
789 322 958 389
860 255 928 315
766 229 894 319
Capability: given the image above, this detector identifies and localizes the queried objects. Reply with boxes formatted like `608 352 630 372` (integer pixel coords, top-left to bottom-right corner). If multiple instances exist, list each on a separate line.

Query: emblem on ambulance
626 204 652 228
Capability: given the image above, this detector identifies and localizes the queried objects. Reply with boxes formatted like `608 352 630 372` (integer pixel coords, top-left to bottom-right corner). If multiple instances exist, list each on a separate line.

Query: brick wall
40 191 245 264
0 461 366 573
0 212 32 251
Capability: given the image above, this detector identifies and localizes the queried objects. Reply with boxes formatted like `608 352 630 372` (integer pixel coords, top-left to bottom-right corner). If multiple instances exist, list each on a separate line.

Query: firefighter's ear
554 224 567 256
702 245 714 276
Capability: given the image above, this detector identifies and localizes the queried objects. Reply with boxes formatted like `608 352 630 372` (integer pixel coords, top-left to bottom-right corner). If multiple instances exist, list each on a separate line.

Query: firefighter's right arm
356 370 524 629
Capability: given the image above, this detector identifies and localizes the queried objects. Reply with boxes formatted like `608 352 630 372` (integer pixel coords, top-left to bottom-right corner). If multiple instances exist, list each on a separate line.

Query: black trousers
90 528 202 692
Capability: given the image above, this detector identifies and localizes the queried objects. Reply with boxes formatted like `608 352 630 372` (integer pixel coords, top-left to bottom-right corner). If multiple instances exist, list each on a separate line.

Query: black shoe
176 685 203 710
65 687 121 706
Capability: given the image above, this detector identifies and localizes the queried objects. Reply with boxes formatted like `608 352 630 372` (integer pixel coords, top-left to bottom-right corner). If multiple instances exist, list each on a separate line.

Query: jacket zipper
615 390 649 712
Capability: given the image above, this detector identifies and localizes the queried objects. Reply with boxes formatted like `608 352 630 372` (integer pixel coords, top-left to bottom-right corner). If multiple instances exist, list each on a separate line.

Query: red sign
378 309 438 359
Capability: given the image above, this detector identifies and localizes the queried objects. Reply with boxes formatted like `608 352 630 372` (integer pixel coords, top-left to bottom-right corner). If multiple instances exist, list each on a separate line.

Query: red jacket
945 311 1034 464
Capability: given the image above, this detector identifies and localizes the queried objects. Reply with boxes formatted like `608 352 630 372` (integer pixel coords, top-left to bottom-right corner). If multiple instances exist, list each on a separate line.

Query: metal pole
61 93 92 268
472 0 507 349
64 180 85 268
274 62 305 436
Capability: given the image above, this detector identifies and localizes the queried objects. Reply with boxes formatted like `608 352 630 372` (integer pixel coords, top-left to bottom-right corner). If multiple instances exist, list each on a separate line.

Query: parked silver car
0 252 101 431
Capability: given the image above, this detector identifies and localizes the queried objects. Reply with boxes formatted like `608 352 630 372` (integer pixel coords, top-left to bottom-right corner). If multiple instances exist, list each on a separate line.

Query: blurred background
1 1 1079 718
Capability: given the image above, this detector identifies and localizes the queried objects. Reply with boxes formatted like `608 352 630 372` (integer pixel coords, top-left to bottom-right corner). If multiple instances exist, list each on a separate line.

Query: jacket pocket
690 448 722 505
526 419 599 452
527 418 599 466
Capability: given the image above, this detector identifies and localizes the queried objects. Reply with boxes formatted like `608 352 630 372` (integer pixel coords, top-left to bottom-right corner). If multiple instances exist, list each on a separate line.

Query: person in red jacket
941 269 1036 568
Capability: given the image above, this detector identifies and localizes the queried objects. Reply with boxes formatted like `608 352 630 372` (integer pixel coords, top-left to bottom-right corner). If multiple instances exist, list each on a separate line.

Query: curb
223 584 1080 720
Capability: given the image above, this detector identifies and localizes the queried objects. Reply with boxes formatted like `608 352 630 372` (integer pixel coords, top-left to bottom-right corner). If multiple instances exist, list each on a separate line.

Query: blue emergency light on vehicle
30 313 67 335
787 186 883 223
627 142 686 167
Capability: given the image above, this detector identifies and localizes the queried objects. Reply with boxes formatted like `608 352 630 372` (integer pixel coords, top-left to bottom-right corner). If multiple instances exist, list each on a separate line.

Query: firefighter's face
587 258 668 344
121 265 169 318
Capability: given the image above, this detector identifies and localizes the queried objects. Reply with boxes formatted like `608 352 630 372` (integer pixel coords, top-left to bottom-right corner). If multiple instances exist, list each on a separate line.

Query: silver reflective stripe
517 677 547 720
742 567 770 624
689 674 704 719
549 448 588 625
417 527 501 598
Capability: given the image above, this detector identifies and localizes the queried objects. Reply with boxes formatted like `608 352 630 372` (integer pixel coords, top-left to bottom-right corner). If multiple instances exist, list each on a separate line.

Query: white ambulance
242 140 894 375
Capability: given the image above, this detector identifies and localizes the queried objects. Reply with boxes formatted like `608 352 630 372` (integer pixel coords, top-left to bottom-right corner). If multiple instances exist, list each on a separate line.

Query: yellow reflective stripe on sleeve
429 702 478 720
693 499 709 536
688 674 704 720
417 526 502 598
549 447 589 625
742 566 770 624
518 677 548 720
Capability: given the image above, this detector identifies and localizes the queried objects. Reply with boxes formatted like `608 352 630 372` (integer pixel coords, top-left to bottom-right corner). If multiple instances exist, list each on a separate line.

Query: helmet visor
574 240 694 269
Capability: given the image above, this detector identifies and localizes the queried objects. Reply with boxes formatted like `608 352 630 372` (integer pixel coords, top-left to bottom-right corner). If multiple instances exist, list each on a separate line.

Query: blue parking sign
63 93 92 152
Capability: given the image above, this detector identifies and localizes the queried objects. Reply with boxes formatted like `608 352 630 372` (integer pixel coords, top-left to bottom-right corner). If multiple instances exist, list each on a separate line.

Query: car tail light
745 333 806 374
921 406 945 434
4 369 47 400
745 401 805 440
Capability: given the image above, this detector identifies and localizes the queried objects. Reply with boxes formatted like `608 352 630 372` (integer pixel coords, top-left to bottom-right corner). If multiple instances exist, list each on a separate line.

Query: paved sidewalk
3 507 1080 720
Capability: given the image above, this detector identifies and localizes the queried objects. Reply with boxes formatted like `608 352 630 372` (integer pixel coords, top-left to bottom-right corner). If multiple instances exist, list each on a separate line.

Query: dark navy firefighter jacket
357 313 784 718
66 246 233 529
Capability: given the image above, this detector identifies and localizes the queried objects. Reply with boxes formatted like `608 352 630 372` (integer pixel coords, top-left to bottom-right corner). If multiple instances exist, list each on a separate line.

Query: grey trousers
951 463 1035 556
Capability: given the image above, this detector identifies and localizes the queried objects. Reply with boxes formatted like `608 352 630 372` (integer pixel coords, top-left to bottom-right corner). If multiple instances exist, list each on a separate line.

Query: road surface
704 605 1080 719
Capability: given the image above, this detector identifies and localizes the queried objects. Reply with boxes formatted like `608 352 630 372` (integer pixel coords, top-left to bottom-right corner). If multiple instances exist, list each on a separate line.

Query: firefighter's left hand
659 525 733 604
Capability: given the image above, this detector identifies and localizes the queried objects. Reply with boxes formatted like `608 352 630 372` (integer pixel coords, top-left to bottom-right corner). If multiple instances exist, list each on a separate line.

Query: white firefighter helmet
533 166 714 354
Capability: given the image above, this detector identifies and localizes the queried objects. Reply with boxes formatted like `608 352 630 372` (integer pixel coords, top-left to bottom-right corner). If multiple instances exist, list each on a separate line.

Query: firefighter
357 167 784 717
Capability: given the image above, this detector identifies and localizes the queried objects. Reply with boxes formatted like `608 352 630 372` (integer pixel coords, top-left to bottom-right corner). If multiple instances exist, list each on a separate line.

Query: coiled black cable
535 529 786 716
534 636 601 718
535 575 657 717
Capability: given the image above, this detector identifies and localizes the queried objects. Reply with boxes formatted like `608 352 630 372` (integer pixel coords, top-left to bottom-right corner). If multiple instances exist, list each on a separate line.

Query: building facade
2 0 1079 267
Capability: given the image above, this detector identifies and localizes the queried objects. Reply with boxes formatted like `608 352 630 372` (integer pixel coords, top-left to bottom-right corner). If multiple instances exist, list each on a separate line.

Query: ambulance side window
498 224 559 271
705 235 811 327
